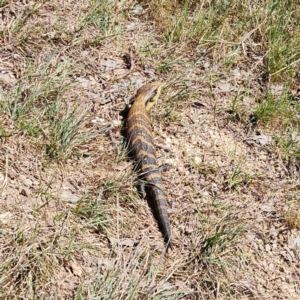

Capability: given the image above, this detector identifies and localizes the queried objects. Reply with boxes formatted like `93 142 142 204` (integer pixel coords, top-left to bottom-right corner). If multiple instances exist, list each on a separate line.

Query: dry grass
1 0 300 299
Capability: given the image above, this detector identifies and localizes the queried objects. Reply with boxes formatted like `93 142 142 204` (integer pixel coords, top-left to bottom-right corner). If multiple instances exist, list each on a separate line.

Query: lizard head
136 81 162 111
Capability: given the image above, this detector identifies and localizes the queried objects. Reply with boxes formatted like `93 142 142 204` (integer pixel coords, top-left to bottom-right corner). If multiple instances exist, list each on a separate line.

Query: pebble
60 190 80 203
20 188 30 197
24 178 33 187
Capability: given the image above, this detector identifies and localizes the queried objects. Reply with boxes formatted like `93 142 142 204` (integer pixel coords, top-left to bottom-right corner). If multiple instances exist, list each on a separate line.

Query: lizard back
127 82 173 250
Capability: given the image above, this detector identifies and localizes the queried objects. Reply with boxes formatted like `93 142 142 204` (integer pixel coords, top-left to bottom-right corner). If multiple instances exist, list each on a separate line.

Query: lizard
127 81 173 251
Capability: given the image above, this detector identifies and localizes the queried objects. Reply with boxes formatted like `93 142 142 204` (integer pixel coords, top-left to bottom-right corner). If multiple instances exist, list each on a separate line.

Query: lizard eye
149 89 157 100
145 89 158 107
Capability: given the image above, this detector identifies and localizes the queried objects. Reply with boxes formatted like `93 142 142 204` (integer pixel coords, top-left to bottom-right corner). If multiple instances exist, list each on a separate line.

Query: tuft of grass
0 123 9 137
191 158 216 176
164 0 190 43
74 193 110 234
249 87 300 172
202 224 244 258
264 1 300 81
76 243 191 299
1 58 72 120
17 119 41 136
224 160 256 190
0 228 58 298
45 99 88 159
81 0 121 45
276 134 300 167
190 203 248 296
0 57 92 160
0 0 7 8
282 208 300 229
250 90 296 127
2 84 31 121
226 91 252 124
83 1 113 31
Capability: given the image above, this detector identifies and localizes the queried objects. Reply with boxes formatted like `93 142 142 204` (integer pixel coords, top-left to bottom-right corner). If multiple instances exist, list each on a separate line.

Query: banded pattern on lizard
127 82 173 250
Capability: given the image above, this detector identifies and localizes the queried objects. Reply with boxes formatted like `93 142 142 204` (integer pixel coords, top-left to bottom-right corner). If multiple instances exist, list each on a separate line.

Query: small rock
292 236 300 249
0 172 5 184
291 131 300 142
109 237 135 247
100 58 118 69
193 156 202 165
232 68 243 80
0 72 16 85
259 154 268 161
131 4 144 15
91 117 106 124
165 137 172 147
217 82 232 93
112 119 121 126
69 261 82 277
114 68 128 77
164 158 177 166
119 238 135 247
132 77 144 87
161 281 174 290
19 174 26 181
24 178 33 187
20 188 30 197
253 134 272 146
77 77 93 88
203 61 210 68
261 205 272 212
0 212 12 224
286 252 294 262
60 191 80 203
144 65 156 76
125 22 136 31
269 84 283 95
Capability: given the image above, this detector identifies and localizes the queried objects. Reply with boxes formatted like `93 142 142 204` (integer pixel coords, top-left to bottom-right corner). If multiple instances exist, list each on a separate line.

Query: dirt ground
1 1 300 299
